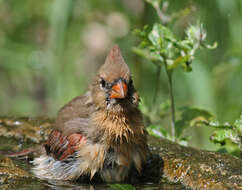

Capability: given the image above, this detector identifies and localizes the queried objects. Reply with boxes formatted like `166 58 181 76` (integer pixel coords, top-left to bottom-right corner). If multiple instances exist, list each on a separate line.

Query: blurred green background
0 0 241 150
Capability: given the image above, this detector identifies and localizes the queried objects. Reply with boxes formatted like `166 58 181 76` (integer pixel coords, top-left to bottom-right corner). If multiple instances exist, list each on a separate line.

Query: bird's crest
98 45 131 82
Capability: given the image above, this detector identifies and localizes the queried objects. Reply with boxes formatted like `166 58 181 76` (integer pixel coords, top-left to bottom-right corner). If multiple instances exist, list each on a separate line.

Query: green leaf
133 25 149 39
132 47 163 62
182 62 192 72
148 24 163 48
204 41 218 49
178 40 193 51
203 116 241 152
210 129 240 145
175 107 214 138
205 121 233 129
147 125 169 138
167 55 190 70
185 23 217 53
186 23 206 44
110 184 136 190
234 116 242 135
148 23 176 49
177 136 192 146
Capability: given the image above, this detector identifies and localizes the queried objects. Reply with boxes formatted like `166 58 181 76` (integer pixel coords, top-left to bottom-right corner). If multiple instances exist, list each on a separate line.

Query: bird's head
91 45 139 111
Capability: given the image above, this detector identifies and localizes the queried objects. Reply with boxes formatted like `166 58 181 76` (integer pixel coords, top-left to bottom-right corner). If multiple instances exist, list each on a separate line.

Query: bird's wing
55 92 93 135
45 92 93 160
44 129 86 160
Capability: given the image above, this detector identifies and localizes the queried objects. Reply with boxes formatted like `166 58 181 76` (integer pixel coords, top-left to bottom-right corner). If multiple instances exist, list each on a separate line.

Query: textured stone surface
0 156 32 189
148 136 242 190
0 117 53 144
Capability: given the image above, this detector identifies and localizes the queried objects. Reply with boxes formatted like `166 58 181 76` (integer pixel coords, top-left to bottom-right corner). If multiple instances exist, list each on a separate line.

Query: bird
32 45 148 183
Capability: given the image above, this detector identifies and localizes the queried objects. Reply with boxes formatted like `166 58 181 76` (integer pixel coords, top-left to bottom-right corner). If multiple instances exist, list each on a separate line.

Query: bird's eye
100 79 106 88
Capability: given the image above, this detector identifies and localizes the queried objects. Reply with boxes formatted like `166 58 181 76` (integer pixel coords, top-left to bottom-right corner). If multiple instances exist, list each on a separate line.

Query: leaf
234 116 242 135
147 125 169 138
204 41 218 49
110 184 136 190
175 107 214 138
132 47 163 62
182 62 192 72
177 136 192 146
205 116 242 148
178 40 193 51
205 121 233 129
185 23 217 53
210 129 240 145
148 24 163 48
148 23 176 49
133 25 149 40
167 55 190 70
186 23 207 44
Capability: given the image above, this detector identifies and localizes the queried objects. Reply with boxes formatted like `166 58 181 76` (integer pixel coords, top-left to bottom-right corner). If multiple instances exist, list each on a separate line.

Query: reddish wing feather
44 130 85 160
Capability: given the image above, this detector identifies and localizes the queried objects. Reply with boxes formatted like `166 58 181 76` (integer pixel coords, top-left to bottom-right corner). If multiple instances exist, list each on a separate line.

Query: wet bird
32 45 148 182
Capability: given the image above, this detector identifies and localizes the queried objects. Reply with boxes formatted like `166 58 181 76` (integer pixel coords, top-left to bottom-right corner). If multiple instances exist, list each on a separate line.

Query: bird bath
0 117 241 190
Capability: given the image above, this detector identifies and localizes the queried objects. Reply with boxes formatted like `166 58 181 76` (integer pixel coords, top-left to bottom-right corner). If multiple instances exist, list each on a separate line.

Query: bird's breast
78 109 147 181
89 109 145 145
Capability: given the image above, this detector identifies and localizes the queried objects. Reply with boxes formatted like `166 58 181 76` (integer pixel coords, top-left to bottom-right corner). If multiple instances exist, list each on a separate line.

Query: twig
154 2 171 24
164 61 176 139
152 64 161 105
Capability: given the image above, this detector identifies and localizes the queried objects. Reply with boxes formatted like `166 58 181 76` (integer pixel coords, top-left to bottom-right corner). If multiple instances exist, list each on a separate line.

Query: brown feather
44 130 85 160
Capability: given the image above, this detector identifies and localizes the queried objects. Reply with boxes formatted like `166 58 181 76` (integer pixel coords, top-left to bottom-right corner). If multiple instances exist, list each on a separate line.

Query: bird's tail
32 155 82 180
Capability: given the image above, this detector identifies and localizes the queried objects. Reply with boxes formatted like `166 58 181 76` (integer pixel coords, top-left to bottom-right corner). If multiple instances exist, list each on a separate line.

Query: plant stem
152 64 161 105
154 3 171 24
164 62 176 139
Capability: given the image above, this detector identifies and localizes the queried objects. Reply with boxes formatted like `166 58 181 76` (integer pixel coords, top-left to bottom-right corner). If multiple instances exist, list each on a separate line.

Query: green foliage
203 116 242 156
134 0 217 145
142 103 215 146
110 184 136 190
175 107 213 138
147 125 171 139
133 0 241 157
134 23 216 72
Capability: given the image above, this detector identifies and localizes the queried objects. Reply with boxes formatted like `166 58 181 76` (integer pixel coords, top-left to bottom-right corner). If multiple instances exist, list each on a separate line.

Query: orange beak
109 80 128 99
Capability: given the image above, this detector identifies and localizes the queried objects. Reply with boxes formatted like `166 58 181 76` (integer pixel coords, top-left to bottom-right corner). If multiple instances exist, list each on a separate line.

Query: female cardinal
32 45 148 183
